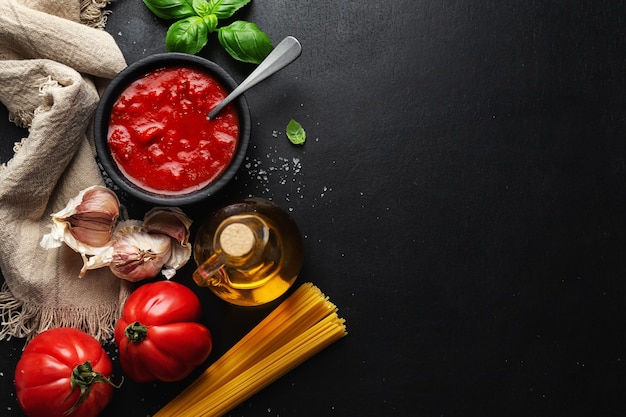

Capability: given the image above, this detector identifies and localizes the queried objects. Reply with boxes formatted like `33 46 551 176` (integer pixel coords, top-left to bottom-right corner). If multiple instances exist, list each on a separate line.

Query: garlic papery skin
143 207 192 277
40 185 120 252
78 245 114 278
108 221 172 282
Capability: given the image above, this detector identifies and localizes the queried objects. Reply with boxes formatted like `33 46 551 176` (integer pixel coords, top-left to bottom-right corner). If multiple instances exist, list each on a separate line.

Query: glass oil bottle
192 197 304 306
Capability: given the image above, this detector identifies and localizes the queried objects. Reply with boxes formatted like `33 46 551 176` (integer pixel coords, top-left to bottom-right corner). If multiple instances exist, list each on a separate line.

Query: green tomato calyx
64 361 122 416
124 321 149 343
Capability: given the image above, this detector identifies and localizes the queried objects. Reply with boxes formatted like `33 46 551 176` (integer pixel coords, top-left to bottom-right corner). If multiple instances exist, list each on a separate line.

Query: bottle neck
217 214 269 264
219 222 256 257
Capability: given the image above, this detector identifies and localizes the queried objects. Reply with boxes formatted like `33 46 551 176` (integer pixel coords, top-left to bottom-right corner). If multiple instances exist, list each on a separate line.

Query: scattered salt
243 139 306 211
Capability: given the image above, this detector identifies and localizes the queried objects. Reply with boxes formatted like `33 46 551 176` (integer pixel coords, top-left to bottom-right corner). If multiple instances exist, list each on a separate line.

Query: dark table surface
3 0 626 415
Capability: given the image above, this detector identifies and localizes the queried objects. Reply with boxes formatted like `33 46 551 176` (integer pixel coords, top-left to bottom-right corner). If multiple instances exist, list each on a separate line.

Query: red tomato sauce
107 66 239 195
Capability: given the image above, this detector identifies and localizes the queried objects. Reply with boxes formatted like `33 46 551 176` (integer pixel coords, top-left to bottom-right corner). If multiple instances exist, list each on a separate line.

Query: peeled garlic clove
40 185 120 252
108 221 172 282
70 212 117 247
143 207 192 275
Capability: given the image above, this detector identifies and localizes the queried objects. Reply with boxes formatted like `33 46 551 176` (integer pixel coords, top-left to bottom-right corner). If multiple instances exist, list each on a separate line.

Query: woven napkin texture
0 0 131 342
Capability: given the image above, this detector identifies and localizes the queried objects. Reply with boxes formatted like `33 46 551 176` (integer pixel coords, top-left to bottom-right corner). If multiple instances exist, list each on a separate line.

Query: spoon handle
208 36 302 119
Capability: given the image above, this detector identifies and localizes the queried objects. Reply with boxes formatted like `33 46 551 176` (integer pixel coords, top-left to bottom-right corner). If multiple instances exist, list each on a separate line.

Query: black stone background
2 0 626 415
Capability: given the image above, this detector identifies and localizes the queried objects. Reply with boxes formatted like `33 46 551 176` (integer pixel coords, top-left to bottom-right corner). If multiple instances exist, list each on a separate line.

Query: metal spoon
208 36 302 119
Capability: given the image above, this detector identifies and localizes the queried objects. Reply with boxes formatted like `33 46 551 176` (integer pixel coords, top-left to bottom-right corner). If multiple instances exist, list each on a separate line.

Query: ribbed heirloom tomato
14 327 119 417
114 280 212 382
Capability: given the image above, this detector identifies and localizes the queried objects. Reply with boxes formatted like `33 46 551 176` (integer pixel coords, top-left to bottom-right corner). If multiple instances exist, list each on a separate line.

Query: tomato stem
63 361 122 416
124 321 149 343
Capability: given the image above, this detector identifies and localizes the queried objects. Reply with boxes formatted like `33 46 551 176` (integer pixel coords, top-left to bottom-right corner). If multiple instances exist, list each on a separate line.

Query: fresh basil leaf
165 16 209 54
203 14 219 33
143 0 195 20
218 21 273 64
207 0 251 19
192 0 211 17
286 119 306 145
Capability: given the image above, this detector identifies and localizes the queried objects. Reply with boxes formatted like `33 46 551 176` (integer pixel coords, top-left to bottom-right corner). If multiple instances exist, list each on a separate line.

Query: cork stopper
219 222 255 257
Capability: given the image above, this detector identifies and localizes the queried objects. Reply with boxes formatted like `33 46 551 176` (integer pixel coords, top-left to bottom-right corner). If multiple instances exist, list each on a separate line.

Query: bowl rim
94 52 251 206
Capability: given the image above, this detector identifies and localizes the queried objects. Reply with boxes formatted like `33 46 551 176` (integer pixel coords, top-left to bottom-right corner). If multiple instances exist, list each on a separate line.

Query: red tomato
14 327 118 417
114 280 212 382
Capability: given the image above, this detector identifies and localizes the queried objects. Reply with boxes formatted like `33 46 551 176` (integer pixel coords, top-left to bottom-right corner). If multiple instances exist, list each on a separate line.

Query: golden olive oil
193 197 303 306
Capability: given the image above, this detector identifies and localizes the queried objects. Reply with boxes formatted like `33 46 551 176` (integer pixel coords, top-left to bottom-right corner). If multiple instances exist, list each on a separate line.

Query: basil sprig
144 0 273 64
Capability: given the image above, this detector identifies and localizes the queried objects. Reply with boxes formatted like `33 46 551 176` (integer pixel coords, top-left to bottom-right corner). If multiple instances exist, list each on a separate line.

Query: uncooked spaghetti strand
211 284 330 364
155 283 340 416
168 284 323 397
209 283 330 371
192 314 347 417
188 284 333 394
223 283 336 356
203 288 335 386
208 317 346 416
196 319 345 417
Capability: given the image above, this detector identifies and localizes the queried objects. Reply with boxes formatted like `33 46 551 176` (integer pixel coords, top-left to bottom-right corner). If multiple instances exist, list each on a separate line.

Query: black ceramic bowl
94 53 251 206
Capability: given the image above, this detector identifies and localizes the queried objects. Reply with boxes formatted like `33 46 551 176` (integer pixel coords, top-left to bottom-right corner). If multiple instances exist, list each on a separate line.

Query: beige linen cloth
0 0 131 342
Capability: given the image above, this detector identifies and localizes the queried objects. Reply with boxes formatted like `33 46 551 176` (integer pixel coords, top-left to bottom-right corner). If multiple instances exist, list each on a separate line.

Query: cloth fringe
80 0 111 29
0 281 122 343
8 109 33 128
0 139 25 172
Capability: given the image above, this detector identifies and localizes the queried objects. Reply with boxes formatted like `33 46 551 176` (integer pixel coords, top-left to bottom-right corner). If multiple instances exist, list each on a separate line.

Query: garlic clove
143 207 192 245
108 221 173 282
165 242 192 275
70 212 118 247
143 207 193 276
40 185 120 252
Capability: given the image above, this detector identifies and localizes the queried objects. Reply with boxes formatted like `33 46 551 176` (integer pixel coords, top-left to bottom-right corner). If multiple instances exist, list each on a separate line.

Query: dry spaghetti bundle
154 282 347 417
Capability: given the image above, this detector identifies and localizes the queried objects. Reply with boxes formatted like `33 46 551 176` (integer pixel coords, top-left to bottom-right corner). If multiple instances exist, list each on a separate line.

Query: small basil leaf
218 21 273 64
192 0 211 17
207 0 251 19
165 16 209 54
143 0 196 20
203 14 219 33
286 119 306 145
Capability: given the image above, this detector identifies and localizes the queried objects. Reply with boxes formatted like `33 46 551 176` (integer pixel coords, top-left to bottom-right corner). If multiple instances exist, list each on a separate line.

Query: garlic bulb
40 185 120 252
40 187 193 281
